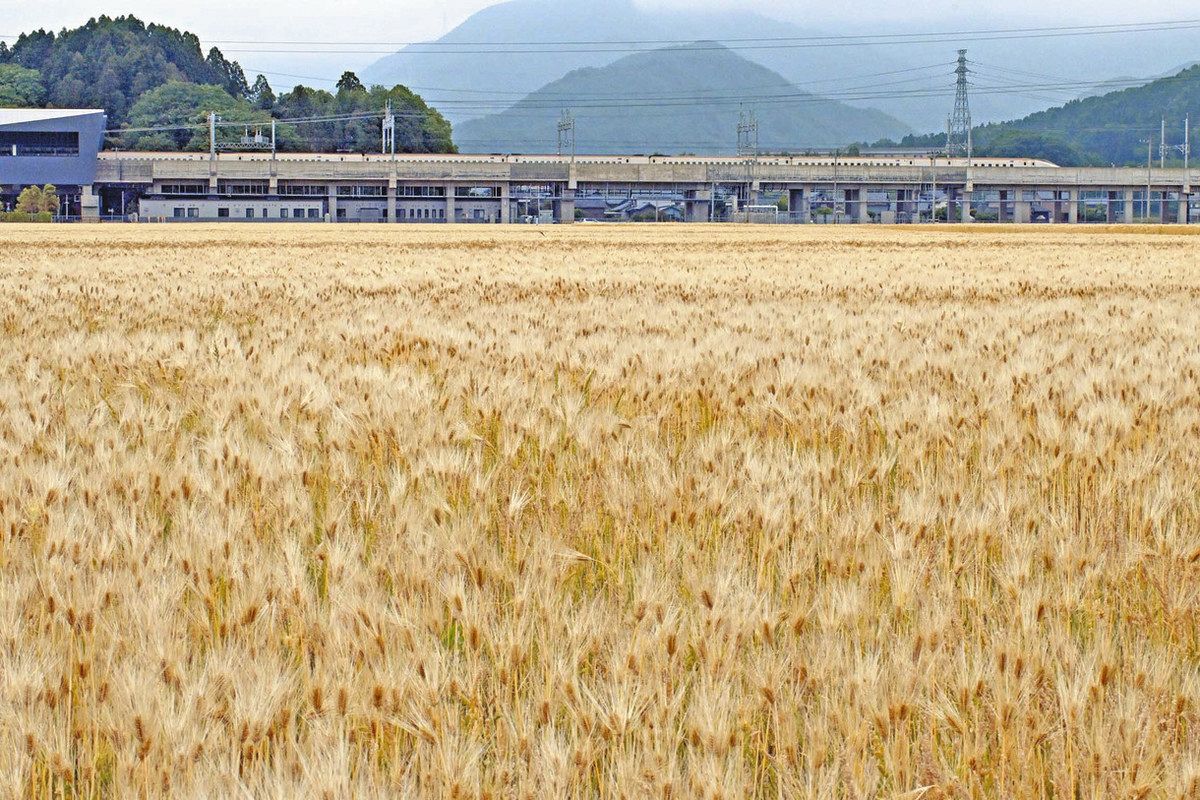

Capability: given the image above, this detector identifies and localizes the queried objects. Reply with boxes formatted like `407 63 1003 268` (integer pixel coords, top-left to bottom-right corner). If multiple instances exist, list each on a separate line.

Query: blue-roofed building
0 108 107 218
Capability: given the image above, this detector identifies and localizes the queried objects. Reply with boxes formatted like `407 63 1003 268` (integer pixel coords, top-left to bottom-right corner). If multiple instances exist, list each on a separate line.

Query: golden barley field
2 223 1200 799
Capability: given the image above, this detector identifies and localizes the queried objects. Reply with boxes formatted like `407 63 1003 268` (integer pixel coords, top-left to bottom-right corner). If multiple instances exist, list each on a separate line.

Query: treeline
0 15 454 153
873 65 1200 167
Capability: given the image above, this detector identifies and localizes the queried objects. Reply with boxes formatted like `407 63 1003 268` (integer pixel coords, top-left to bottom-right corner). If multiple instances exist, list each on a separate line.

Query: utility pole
271 119 277 159
1161 117 1166 169
1146 138 1153 220
931 155 938 223
382 101 396 159
208 111 218 159
1185 115 1191 224
557 109 576 162
833 148 841 224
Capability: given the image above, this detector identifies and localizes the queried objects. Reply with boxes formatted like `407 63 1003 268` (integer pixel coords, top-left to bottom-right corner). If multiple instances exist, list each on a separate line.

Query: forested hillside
886 65 1200 166
0 16 454 153
455 44 909 154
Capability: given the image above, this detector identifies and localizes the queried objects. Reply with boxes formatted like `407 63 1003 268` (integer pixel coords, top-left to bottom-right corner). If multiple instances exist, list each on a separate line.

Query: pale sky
3 0 1197 90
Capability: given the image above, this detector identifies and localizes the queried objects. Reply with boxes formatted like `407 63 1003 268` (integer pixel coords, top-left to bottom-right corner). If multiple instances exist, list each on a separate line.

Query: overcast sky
4 0 1197 89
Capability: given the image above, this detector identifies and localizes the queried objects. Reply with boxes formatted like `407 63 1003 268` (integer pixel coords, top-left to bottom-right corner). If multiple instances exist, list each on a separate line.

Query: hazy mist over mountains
4 0 1198 156
453 44 911 155
362 0 1200 150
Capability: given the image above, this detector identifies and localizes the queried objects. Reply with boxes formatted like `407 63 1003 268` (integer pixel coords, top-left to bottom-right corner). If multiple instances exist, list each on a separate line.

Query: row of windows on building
157 184 504 198
168 206 458 220
173 207 321 219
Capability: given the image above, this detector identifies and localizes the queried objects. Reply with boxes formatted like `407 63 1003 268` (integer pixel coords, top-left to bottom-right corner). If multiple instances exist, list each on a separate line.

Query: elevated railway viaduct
92 152 1198 224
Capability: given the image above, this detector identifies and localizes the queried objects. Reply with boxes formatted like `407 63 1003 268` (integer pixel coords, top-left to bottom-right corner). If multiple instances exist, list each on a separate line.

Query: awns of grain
1 224 1199 799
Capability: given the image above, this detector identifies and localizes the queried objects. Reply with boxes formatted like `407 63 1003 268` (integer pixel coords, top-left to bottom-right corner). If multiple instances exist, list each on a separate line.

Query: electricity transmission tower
557 109 576 160
736 109 759 158
946 50 972 159
737 110 759 216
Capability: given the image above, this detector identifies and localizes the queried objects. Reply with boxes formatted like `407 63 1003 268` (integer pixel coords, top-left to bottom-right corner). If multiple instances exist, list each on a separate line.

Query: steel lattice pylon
947 50 972 159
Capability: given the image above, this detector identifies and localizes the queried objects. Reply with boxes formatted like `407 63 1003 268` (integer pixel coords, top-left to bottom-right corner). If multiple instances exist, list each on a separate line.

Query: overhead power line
103 110 405 136
11 18 1190 51
18 17 1189 48
241 62 953 94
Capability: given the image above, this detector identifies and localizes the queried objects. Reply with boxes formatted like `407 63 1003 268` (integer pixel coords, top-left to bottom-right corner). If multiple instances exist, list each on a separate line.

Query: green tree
205 47 249 98
16 184 58 215
3 17 237 124
122 81 266 150
249 74 275 110
0 64 45 106
336 71 365 95
272 82 454 153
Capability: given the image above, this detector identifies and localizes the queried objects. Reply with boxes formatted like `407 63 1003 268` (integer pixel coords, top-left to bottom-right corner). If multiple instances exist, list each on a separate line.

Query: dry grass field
2 223 1200 799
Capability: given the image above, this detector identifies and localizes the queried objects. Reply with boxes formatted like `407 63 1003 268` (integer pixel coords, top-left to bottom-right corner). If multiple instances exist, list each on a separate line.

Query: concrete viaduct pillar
1067 189 1079 224
844 188 866 223
445 185 457 223
80 185 100 222
787 188 809 223
686 190 712 223
553 188 575 224
908 188 921 222
327 185 338 222
1013 189 1031 224
387 179 397 223
1123 189 1134 224
500 184 511 224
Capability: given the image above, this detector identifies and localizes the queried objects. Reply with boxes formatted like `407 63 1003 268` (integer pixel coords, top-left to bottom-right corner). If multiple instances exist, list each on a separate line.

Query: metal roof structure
0 108 107 126
0 108 107 190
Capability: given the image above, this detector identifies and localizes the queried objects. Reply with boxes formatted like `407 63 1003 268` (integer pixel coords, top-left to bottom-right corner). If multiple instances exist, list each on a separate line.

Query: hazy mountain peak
453 43 910 154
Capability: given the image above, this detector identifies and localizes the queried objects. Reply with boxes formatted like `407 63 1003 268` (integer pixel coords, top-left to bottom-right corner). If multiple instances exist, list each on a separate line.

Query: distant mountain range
454 44 910 154
362 0 1200 135
361 0 909 125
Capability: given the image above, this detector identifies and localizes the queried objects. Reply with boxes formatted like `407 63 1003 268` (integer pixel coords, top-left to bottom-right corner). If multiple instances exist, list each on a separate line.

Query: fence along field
1 224 1199 798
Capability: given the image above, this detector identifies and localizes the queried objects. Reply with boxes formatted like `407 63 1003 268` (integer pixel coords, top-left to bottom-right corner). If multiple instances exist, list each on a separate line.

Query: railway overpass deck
90 152 1197 224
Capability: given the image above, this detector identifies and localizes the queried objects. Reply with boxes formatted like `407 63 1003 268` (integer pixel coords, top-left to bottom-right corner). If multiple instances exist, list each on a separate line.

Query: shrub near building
0 184 58 222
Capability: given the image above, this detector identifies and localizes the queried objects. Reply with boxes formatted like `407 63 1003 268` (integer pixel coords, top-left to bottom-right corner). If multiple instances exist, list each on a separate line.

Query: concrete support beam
686 191 712 223
787 188 807 222
1067 189 1079 224
327 185 338 223
845 188 866 223
1014 189 1031 224
500 185 511 224
445 186 456 224
962 190 973 223
554 188 575 224
80 185 100 222
1123 189 1134 224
